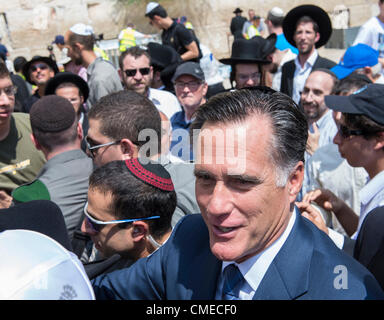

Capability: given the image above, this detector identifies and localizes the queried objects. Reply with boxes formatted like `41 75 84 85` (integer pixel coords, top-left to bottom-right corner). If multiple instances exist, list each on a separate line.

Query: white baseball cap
70 23 94 36
0 230 95 300
146 2 160 14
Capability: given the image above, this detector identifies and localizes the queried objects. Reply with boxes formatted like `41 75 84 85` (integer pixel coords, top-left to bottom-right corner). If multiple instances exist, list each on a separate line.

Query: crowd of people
1 1 384 300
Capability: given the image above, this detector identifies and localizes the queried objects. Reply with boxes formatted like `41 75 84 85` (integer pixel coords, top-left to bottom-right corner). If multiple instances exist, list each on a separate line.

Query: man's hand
306 123 320 156
296 201 328 234
0 191 12 209
302 188 343 214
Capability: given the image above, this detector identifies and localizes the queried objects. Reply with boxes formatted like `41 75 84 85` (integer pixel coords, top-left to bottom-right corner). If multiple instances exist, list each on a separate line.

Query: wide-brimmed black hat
45 72 89 102
220 37 273 65
22 56 59 85
233 8 243 14
283 5 332 49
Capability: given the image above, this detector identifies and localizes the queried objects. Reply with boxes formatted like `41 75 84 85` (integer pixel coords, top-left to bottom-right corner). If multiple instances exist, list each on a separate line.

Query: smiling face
194 114 296 263
29 61 55 86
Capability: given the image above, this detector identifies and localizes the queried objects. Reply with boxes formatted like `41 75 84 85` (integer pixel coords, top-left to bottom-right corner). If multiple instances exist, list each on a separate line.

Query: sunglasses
83 202 160 233
30 63 49 72
124 68 150 77
337 124 366 139
0 85 17 97
85 136 121 159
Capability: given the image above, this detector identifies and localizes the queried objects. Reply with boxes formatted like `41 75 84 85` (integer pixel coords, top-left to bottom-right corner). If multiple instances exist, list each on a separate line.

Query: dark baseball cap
324 83 384 125
171 62 205 83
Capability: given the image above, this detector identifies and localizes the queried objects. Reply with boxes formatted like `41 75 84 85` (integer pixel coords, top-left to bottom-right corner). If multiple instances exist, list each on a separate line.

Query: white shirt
292 50 319 104
148 88 181 121
215 210 296 300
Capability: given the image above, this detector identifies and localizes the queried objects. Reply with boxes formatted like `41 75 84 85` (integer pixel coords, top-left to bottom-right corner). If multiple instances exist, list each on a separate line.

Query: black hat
30 95 76 132
233 8 243 14
283 5 332 49
22 56 59 85
0 200 72 251
171 62 205 82
324 84 384 126
147 42 181 70
45 72 89 102
220 37 273 65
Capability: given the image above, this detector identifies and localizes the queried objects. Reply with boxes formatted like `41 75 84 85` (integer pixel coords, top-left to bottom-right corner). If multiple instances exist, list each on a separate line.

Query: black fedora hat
22 56 59 85
45 72 89 102
220 38 273 65
255 33 277 59
147 42 181 70
233 8 243 14
283 5 332 49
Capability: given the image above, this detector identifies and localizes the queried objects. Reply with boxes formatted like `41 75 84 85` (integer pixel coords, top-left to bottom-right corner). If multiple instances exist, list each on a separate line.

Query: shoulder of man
12 179 51 203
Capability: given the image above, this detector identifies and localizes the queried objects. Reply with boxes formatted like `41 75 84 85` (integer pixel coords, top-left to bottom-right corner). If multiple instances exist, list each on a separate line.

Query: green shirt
0 113 45 194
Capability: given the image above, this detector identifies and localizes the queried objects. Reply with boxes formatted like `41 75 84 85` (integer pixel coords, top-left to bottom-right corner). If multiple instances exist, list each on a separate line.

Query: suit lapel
287 61 295 97
253 212 313 300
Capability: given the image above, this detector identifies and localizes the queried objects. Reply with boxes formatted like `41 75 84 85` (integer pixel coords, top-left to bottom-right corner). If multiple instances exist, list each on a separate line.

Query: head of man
29 95 81 155
293 16 320 55
64 24 95 66
172 62 207 119
325 84 384 173
23 57 57 87
119 46 153 96
82 159 176 259
191 88 308 263
248 9 255 20
301 69 338 123
266 7 284 34
0 62 15 128
145 3 168 30
87 90 161 167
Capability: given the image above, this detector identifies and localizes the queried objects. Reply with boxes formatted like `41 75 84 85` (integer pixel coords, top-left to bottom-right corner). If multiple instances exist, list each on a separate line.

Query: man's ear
30 133 42 150
373 132 384 151
315 32 320 44
131 221 149 242
287 161 305 203
77 122 83 141
120 138 138 160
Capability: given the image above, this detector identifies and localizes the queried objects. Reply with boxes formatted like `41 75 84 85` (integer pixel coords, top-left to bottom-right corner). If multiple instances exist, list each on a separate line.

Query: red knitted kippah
125 158 174 192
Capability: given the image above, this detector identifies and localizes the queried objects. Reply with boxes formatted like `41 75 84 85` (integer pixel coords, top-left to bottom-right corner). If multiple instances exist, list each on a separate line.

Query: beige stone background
0 0 381 64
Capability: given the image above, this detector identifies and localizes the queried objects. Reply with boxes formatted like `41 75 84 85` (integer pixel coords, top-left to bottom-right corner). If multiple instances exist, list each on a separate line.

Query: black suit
280 55 336 98
230 16 247 39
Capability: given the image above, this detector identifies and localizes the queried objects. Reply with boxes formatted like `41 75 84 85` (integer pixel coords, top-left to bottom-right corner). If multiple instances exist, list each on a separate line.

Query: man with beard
64 23 123 109
280 5 336 104
21 56 59 113
118 46 181 121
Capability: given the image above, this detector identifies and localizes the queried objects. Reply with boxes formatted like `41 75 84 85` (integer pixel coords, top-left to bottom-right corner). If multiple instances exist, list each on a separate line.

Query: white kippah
0 230 95 300
269 7 284 17
70 23 94 36
146 2 160 14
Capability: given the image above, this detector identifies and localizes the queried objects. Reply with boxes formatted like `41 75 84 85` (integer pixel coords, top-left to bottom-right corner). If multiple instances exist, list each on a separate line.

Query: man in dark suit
230 8 247 39
91 88 384 300
280 5 336 104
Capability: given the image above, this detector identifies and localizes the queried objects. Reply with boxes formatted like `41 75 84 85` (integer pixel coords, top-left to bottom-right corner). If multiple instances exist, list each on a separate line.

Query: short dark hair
145 4 168 19
0 61 10 79
267 12 284 27
191 87 308 186
119 46 151 71
88 90 162 156
32 118 79 152
67 32 94 51
89 160 176 239
13 56 27 73
344 113 384 140
334 75 371 96
296 15 319 34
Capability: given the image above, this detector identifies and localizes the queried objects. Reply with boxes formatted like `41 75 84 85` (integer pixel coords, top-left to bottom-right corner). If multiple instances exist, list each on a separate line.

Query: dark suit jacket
280 55 337 98
230 16 247 39
92 212 384 300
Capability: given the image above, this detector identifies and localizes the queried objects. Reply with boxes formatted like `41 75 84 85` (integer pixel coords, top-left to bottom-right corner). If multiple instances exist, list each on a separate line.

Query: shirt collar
360 170 384 205
295 49 318 69
315 109 334 129
221 208 297 292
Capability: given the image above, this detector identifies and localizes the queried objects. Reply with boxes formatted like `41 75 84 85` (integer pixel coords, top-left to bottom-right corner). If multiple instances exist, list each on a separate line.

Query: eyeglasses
30 63 49 72
237 72 261 82
337 124 366 139
124 68 150 77
174 81 203 91
83 202 160 233
0 85 17 97
85 136 121 158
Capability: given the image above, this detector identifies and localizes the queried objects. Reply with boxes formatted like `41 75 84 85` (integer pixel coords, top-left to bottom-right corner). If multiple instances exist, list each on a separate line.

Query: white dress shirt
292 50 318 104
215 210 297 300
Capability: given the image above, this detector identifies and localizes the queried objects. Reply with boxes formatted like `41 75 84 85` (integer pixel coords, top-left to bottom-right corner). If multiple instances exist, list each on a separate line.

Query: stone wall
0 0 380 62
